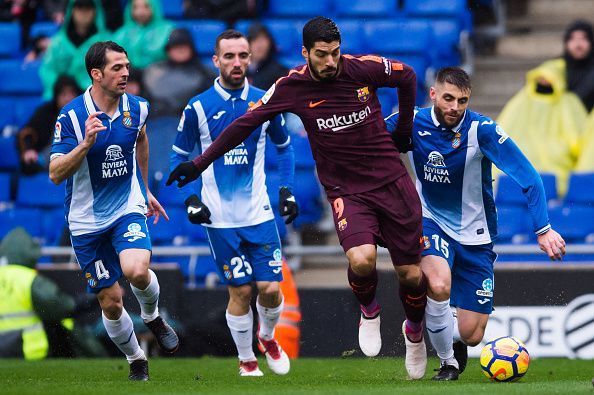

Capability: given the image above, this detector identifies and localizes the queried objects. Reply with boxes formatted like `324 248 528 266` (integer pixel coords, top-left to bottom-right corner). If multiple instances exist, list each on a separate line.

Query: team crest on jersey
85 272 97 288
124 223 146 242
122 111 132 127
53 122 62 143
357 86 370 102
422 236 431 250
451 132 461 149
338 218 348 231
223 264 232 280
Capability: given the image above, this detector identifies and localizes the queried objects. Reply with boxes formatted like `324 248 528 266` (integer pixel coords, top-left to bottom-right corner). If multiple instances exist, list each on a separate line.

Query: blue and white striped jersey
386 106 550 245
170 78 292 228
50 88 149 236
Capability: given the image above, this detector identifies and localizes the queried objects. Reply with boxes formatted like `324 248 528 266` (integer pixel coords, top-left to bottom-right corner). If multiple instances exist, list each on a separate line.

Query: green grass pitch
1 357 592 394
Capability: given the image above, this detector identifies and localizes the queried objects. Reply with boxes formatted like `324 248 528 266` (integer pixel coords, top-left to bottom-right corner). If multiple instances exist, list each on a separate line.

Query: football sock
256 296 283 341
102 308 145 363
226 308 256 361
347 265 378 308
426 297 457 368
361 298 380 318
131 269 160 322
399 273 427 342
451 307 462 343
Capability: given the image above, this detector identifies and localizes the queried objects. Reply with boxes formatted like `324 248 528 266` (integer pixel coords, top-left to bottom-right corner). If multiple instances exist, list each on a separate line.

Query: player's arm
137 123 168 223
49 111 106 185
167 80 294 187
268 114 298 224
170 103 211 225
354 56 417 152
478 122 565 260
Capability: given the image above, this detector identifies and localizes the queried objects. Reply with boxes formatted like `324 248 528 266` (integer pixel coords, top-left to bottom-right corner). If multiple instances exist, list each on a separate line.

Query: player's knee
229 285 252 305
428 279 450 300
257 281 280 299
126 265 150 288
97 292 123 318
396 265 422 287
460 327 484 347
349 252 375 276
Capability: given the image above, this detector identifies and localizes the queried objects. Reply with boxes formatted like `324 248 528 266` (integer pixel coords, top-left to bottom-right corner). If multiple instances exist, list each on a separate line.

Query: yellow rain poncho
575 110 594 171
497 58 588 196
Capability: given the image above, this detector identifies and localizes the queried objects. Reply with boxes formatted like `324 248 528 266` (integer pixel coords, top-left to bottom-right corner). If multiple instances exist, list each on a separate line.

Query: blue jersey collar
213 77 249 101
430 106 466 133
83 86 130 121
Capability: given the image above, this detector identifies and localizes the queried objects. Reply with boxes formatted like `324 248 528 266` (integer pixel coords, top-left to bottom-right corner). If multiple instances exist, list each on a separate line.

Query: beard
434 106 463 128
220 68 246 89
307 59 339 82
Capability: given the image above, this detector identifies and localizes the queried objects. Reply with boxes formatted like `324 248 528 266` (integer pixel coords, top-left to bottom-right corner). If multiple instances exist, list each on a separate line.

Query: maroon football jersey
193 54 416 198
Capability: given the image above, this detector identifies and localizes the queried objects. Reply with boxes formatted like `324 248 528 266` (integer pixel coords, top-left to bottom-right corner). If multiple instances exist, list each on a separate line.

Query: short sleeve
50 110 79 160
172 103 200 156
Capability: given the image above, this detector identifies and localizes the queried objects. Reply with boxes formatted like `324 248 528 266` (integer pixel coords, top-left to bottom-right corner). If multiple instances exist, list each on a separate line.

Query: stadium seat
548 205 594 243
0 207 43 239
496 206 530 244
332 19 365 54
0 136 19 171
267 0 330 17
259 19 302 56
156 177 187 208
388 54 428 83
0 23 21 58
146 116 179 177
334 0 399 17
292 168 322 228
292 131 315 168
148 207 187 245
364 19 432 56
160 0 183 19
0 172 11 202
376 88 397 118
0 60 43 95
175 20 227 56
14 96 44 128
495 173 557 206
185 219 209 244
0 97 15 128
16 173 65 208
29 21 60 39
41 208 66 246
404 0 467 18
565 173 594 206
278 56 303 69
421 18 463 68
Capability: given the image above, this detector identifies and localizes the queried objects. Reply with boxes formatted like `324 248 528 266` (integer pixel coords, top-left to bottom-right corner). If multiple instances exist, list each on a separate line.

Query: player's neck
90 87 121 117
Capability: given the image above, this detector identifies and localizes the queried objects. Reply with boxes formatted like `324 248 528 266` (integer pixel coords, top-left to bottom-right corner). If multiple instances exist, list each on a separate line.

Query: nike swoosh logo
418 131 431 136
309 100 326 108
213 110 226 119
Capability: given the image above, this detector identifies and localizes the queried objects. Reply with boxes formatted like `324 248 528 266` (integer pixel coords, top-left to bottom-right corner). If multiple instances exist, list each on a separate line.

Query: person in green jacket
0 227 107 359
39 0 107 100
113 0 174 70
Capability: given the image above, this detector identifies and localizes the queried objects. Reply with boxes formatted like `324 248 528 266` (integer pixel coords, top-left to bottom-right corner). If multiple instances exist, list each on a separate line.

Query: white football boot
359 314 381 357
402 320 427 379
239 359 264 377
258 336 290 375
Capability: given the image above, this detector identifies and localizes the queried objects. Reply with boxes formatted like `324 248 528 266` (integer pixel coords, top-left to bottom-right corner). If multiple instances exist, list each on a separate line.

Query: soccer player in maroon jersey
168 16 429 379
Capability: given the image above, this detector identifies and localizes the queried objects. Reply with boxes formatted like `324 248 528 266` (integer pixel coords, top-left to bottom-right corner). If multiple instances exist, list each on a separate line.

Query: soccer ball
479 336 530 382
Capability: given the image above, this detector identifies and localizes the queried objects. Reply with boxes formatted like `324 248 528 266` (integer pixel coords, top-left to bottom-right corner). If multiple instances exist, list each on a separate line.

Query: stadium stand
16 173 64 208
0 136 19 171
334 0 400 18
0 23 21 58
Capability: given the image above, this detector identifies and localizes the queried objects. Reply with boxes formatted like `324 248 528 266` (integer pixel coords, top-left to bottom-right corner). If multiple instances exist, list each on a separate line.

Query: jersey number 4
95 260 111 280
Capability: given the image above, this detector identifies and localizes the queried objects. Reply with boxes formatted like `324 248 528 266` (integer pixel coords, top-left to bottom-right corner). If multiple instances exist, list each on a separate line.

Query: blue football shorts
421 217 497 314
205 219 284 287
71 212 152 293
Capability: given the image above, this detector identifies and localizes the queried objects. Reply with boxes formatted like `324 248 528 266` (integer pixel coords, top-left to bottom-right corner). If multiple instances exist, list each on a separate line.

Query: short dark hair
215 29 247 54
435 67 471 92
302 16 341 51
85 41 127 79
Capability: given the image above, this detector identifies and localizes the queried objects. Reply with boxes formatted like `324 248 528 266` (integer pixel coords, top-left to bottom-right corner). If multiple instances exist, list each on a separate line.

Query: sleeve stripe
535 224 551 235
68 109 83 143
172 145 190 156
275 135 291 148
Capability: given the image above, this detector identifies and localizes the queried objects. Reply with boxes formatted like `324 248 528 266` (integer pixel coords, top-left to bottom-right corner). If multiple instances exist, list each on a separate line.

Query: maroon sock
399 273 427 325
347 265 378 309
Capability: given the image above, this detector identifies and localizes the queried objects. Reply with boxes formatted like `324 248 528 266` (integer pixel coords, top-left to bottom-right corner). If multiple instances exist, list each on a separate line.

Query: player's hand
537 228 565 261
392 133 413 153
279 187 299 224
185 194 212 225
83 112 107 148
166 161 202 188
146 191 169 224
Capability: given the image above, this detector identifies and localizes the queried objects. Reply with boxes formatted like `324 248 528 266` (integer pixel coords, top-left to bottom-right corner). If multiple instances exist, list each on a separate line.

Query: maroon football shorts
329 174 423 265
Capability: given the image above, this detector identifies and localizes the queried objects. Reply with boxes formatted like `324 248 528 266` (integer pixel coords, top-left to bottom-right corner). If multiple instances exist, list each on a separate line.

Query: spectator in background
17 75 81 175
113 0 173 70
246 23 288 90
99 0 123 31
24 34 51 63
143 28 214 116
497 21 593 196
39 0 107 99
125 68 144 96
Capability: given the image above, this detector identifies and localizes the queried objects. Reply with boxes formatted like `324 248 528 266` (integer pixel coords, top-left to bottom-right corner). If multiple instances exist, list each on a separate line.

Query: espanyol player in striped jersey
169 30 297 377
49 41 178 381
386 67 566 381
